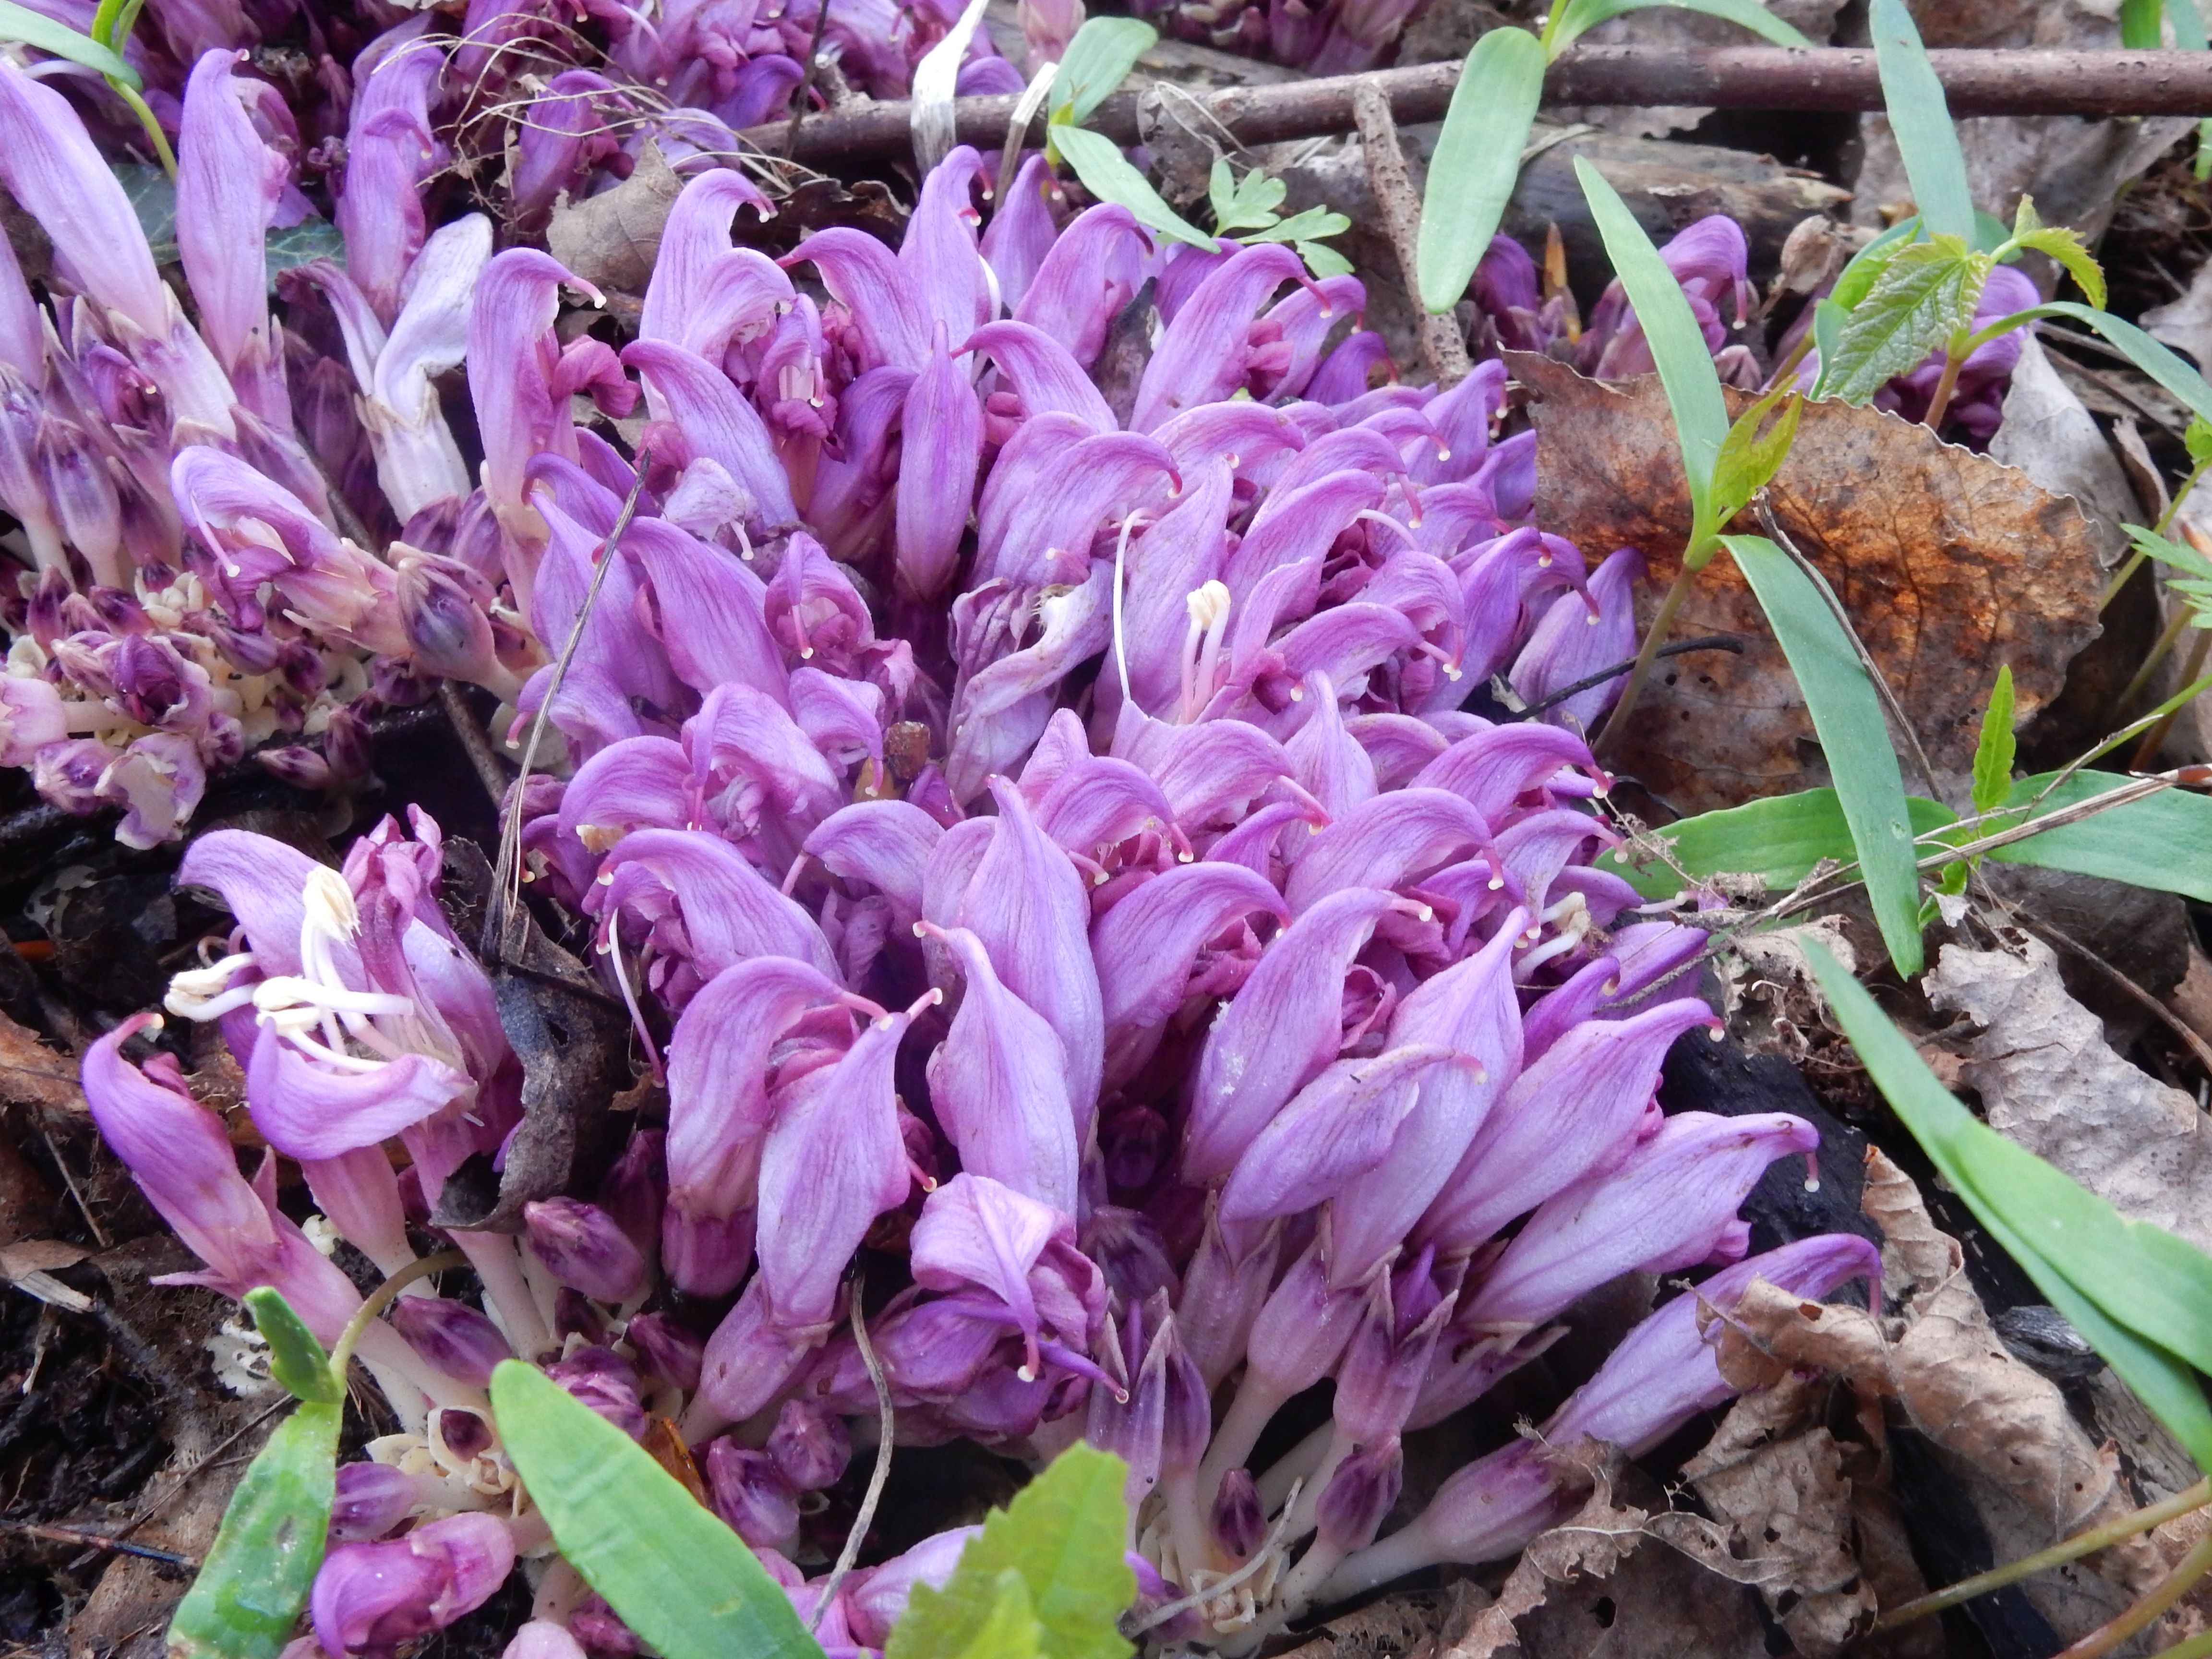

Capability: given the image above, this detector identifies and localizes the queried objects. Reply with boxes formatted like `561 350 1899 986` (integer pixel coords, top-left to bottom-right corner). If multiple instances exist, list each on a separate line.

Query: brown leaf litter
1515 352 2105 814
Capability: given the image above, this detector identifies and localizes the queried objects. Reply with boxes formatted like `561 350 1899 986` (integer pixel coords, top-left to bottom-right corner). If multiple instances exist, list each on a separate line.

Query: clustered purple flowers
35 60 1897 1647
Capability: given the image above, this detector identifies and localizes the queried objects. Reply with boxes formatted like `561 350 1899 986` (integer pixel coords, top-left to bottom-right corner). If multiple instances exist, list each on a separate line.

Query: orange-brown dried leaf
1513 353 2104 815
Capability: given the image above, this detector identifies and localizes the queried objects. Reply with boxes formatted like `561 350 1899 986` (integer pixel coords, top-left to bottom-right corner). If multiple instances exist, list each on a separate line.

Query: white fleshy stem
1280 1424 1351 1541
1159 1464 1213 1583
1255 1420 1331 1514
1195 1367 1290 1511
531 1558 589 1623
518 1242 564 1337
1311 1519 1440 1606
453 1231 553 1359
356 1315 491 1417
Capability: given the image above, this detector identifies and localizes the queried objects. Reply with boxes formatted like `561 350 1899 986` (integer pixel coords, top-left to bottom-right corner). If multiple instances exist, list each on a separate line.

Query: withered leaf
0 1006 82 1113
432 839 632 1233
546 141 686 297
1513 353 2104 815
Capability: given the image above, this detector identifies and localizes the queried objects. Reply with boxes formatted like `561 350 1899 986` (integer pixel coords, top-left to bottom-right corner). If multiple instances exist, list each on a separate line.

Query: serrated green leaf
958 1574 1045 1659
1297 240 1354 279
0 0 138 84
1969 664 2015 817
2009 227 2107 308
1244 205 1349 244
1802 940 2212 1471
1579 157 1731 550
1831 218 1920 312
1049 17 1156 124
167 1400 340 1659
1709 387 1802 529
888 1445 1134 1659
1051 126 1217 251
1870 0 1975 242
244 1287 341 1405
1416 24 1545 313
490 1362 822 1659
1544 0 1809 52
1824 238 1983 404
1724 534 1922 975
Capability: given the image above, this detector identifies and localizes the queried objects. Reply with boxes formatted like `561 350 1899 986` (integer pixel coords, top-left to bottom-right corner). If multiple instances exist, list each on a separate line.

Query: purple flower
311 1513 516 1658
525 1197 651 1305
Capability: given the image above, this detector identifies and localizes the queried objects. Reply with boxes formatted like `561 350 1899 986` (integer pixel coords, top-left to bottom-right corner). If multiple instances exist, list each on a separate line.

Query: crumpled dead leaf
1723 1149 2169 1643
546 141 686 296
0 1005 83 1112
1987 336 2139 569
1925 934 2212 1258
1516 353 2104 814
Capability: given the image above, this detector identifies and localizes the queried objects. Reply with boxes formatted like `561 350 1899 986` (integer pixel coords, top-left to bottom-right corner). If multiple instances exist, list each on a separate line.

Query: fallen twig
736 48 2212 166
1351 78 1470 389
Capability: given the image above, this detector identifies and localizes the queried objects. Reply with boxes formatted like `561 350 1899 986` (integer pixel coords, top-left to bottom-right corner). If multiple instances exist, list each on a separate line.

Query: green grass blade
1993 771 2212 903
2174 0 2209 49
1547 0 1809 52
0 0 137 84
1577 156 1731 544
2122 0 2168 46
1417 25 1544 313
490 1362 822 1659
1869 0 1974 242
1803 941 2212 1467
2000 302 2212 425
1723 535 1922 974
1050 18 1156 123
1050 126 1217 251
167 1400 341 1659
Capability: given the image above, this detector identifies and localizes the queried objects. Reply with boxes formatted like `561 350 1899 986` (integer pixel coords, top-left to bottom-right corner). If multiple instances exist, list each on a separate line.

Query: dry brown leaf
1686 1423 1876 1656
546 140 685 296
1280 1587 1466 1659
1986 337 2139 569
1443 1467 1651 1659
1515 354 2104 814
1505 1539 1772 1659
1726 1149 2168 1641
1925 935 2212 1257
0 1005 83 1112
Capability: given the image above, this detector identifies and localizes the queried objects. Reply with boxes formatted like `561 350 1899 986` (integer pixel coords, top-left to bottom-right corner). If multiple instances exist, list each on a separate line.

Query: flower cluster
63 119 1890 1659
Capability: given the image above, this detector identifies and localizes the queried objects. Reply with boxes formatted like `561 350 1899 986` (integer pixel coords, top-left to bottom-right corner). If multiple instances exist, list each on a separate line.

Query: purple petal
923 924 1079 1212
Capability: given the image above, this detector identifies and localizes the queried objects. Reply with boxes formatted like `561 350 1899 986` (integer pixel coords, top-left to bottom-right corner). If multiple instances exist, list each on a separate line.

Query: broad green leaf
1051 126 1216 251
1969 664 2015 817
1579 157 1731 551
1245 205 1350 244
115 161 177 263
0 0 138 84
167 1400 340 1659
490 1362 822 1659
1823 238 1982 405
954 1574 1045 1659
1709 387 1801 529
1869 0 1974 242
244 1287 342 1406
1809 297 1846 396
1723 534 1922 974
888 1445 1134 1659
266 216 346 283
1297 241 1354 278
1814 942 2212 1478
2123 0 2168 46
1417 25 1545 313
1830 217 1920 313
2009 228 2106 308
1988 770 2212 903
1599 788 1957 900
1544 0 1809 52
1050 18 1156 124
1804 940 2212 1468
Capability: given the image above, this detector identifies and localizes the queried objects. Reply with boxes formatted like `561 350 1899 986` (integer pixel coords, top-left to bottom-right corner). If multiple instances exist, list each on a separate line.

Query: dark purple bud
34 738 115 814
545 1346 649 1441
389 1297 512 1388
524 1197 649 1305
433 1408 496 1463
1159 1320 1211 1478
569 1594 642 1657
1080 1207 1180 1310
1211 1467 1265 1559
704 1439 801 1554
325 707 373 788
625 1311 705 1394
258 745 334 791
310 1513 516 1658
597 1128 667 1264
767 1397 850 1491
555 1288 610 1346
1316 1439 1403 1552
329 1462 423 1543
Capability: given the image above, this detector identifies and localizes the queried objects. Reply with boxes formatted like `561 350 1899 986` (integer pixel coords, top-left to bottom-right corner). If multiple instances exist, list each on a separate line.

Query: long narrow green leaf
1545 0 1808 52
0 0 138 84
1989 770 2212 903
1803 942 2212 1469
1050 18 1156 124
1983 301 2212 425
167 1400 341 1659
244 1286 342 1405
1576 157 1731 548
2175 0 2210 48
1416 25 1545 313
490 1362 823 1659
1868 0 1974 243
2122 0 2166 47
1969 665 2015 817
1599 788 1956 899
1723 534 1922 974
1050 126 1217 251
